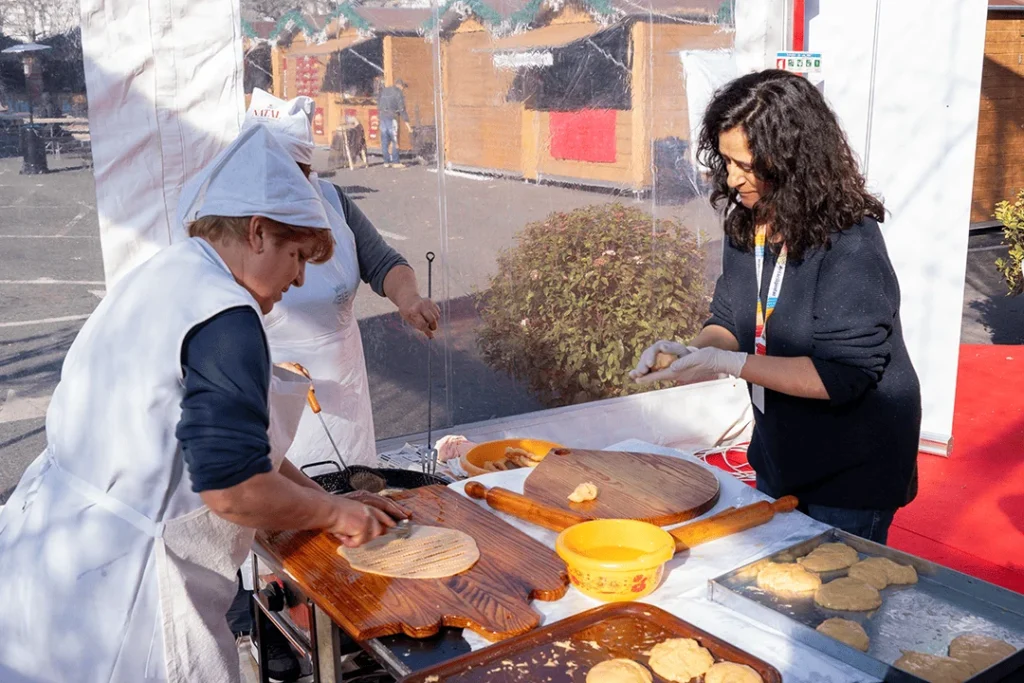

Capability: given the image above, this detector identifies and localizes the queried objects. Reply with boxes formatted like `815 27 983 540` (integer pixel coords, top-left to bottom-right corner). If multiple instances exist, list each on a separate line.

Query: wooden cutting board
256 485 569 642
522 448 721 525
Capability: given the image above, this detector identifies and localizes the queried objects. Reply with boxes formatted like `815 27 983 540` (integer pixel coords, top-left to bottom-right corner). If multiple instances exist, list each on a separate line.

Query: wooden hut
270 7 433 155
971 0 1024 226
438 0 731 190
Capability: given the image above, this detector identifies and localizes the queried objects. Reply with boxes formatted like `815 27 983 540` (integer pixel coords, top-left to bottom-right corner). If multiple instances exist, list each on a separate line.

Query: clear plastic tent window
264 0 745 450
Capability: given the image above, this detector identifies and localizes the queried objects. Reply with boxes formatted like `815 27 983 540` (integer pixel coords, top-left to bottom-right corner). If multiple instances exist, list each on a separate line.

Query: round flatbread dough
648 638 715 682
586 659 653 683
704 661 764 683
816 618 870 652
756 562 822 595
847 558 890 590
338 525 479 579
798 543 860 572
948 634 1017 674
814 577 882 611
894 651 975 683
882 558 918 585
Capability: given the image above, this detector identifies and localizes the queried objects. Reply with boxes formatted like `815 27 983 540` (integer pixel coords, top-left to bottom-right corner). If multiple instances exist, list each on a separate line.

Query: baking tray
709 529 1024 682
398 602 781 682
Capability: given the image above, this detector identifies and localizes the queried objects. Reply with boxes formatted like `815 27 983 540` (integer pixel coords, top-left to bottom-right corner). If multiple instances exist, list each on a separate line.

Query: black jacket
706 219 921 510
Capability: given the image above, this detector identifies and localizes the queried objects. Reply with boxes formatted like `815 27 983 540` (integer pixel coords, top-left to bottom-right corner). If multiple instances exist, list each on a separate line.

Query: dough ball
798 542 860 572
585 658 653 683
814 577 882 611
947 634 1017 674
653 352 678 371
816 618 870 652
704 661 764 683
648 638 715 682
894 651 975 683
756 562 822 595
847 558 891 590
568 482 598 503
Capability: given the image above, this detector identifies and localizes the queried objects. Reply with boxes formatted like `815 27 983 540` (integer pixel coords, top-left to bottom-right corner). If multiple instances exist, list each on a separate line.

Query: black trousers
226 571 254 635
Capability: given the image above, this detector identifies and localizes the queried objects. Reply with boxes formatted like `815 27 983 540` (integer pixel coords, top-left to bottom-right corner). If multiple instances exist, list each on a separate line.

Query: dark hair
697 70 884 260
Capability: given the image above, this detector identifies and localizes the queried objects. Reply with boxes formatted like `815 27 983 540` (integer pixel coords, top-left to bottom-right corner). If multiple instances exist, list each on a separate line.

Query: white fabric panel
80 0 245 288
807 0 989 445
733 0 786 76
382 380 755 454
679 49 738 169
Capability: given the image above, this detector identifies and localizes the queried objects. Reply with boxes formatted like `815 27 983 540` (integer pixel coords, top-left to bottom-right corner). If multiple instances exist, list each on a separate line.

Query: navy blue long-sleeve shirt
706 219 921 510
331 184 408 297
176 306 272 492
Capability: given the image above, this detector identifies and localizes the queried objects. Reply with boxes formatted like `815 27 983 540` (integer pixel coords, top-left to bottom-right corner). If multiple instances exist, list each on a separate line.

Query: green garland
243 3 370 42
422 0 617 34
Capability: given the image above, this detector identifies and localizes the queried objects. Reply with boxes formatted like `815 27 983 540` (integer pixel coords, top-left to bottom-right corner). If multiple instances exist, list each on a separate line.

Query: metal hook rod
425 251 436 473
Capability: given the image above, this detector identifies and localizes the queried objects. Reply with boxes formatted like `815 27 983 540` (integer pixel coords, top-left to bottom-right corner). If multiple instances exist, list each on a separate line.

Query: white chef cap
177 123 329 231
240 88 316 165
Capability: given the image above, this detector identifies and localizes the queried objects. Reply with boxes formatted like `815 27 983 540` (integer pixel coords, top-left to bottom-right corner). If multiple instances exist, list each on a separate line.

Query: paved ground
0 154 1020 502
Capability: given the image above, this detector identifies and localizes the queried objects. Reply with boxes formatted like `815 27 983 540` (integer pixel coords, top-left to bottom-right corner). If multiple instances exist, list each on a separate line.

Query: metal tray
397 603 782 683
709 529 1024 682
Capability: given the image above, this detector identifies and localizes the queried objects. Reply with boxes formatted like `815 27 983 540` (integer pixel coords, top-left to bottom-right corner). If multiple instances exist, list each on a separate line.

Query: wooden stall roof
488 22 603 51
354 7 432 33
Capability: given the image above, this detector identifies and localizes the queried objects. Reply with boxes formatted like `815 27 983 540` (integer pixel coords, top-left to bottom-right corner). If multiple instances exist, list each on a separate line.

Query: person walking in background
378 80 413 169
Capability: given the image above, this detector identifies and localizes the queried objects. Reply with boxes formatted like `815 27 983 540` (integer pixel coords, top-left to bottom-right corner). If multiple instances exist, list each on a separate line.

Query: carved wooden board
523 449 721 526
256 485 569 642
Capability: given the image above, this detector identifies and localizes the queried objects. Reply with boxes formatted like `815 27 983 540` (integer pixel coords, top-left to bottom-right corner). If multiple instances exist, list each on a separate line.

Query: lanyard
754 225 787 356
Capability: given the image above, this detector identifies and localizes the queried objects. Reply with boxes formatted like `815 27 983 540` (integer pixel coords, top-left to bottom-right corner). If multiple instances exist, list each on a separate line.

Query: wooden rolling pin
462 481 798 553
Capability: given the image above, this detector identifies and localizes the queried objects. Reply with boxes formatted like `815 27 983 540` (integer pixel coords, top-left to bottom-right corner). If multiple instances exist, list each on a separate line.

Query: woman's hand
634 347 748 386
629 340 693 380
328 497 398 548
399 296 441 338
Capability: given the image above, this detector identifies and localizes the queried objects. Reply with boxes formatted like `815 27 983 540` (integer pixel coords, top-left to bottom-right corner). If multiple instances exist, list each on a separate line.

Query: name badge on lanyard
752 226 787 413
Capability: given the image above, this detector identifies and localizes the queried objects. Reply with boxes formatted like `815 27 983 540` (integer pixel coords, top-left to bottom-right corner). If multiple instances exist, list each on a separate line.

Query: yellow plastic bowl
556 519 675 602
461 438 563 477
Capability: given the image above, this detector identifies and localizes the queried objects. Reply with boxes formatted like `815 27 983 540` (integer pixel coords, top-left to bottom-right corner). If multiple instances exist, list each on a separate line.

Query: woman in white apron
242 89 440 470
0 125 406 683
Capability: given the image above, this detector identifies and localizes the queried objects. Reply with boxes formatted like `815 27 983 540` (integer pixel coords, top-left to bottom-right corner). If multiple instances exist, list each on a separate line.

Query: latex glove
399 296 441 338
634 346 748 386
629 340 693 380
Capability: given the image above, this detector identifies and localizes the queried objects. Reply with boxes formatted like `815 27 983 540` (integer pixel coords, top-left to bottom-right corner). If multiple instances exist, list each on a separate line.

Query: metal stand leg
251 556 270 683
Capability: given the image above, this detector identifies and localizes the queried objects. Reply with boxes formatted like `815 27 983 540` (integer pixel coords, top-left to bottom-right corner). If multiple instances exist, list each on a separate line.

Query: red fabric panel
549 109 617 163
889 344 1024 593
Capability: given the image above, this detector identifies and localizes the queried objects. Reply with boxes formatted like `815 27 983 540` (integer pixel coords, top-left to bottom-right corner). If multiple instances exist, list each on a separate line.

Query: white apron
0 239 307 683
264 176 377 469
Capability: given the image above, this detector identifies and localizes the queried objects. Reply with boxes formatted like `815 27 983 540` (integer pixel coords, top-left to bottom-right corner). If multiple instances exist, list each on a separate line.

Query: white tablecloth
447 439 878 683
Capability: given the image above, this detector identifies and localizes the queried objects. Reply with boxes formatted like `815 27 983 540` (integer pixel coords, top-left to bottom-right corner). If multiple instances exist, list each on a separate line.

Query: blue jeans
756 481 896 544
804 504 896 545
380 118 399 164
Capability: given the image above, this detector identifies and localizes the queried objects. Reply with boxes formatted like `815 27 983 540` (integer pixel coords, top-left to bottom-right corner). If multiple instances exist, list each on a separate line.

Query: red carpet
889 344 1024 595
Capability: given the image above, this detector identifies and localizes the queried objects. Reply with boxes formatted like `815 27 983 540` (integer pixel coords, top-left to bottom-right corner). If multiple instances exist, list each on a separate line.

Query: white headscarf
176 123 329 231
241 88 316 165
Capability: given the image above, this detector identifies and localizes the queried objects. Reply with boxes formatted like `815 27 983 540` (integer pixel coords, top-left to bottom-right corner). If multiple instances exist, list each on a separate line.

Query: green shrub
996 190 1024 295
476 203 710 406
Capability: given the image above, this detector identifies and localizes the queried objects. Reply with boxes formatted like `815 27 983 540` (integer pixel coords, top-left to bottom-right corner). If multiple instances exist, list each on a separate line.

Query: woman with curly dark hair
631 70 921 543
